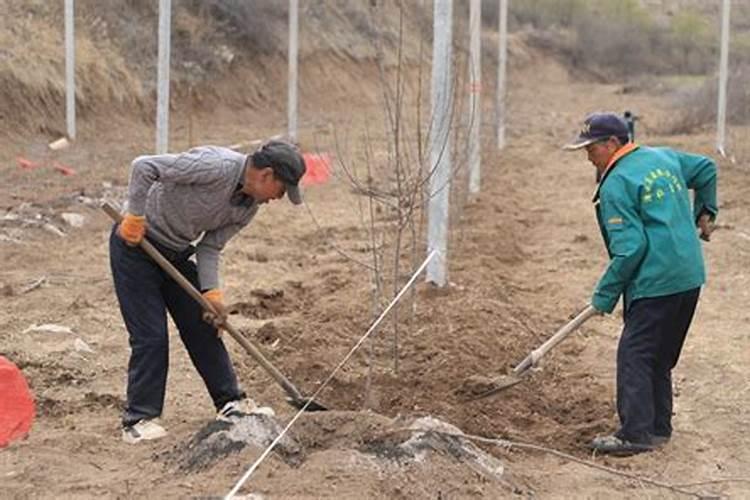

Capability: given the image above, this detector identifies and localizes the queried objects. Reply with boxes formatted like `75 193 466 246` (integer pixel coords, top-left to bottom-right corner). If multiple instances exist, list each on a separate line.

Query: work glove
697 213 715 242
202 289 228 330
117 213 146 246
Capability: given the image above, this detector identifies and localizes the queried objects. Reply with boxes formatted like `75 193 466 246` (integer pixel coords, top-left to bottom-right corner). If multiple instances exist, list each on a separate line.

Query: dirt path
1 50 748 498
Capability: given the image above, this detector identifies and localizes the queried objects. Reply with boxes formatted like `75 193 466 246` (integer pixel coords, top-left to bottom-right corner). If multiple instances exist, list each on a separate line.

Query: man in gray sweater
110 140 306 444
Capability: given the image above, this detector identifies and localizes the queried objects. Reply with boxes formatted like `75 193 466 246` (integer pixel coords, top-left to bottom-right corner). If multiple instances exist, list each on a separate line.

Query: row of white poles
61 2 507 161
62 1 734 158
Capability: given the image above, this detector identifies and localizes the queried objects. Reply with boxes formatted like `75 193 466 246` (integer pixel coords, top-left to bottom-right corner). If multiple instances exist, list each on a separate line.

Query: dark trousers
615 287 700 444
109 226 243 426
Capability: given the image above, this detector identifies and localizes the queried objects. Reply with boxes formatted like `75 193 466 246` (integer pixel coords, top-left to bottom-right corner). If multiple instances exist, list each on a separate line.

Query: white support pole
426 0 453 287
64 0 76 140
288 0 299 142
156 0 172 154
468 0 481 194
496 0 508 150
716 0 731 157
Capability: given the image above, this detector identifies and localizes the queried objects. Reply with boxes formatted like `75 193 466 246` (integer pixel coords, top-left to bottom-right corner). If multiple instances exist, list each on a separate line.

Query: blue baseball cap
563 112 630 150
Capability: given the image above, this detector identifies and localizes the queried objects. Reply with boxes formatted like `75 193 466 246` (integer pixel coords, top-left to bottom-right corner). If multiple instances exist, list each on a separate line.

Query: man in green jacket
564 112 717 455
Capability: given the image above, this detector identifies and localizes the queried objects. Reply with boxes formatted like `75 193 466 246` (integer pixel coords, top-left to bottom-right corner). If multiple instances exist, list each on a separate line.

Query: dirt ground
1 41 749 499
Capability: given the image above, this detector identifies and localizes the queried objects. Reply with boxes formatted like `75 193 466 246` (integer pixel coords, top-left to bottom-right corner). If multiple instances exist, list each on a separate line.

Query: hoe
464 304 598 400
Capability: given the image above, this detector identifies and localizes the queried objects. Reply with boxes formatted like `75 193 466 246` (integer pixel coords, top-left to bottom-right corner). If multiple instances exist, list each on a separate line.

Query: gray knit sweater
126 146 258 290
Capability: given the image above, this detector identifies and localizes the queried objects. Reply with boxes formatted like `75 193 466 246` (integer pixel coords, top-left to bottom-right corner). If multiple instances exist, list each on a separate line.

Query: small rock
73 338 95 353
48 137 70 151
23 324 74 335
43 223 66 237
216 44 235 64
251 287 283 299
255 322 278 344
61 213 85 228
18 277 46 294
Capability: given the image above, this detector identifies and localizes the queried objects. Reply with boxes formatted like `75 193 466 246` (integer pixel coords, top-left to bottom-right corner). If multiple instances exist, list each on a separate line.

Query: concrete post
496 0 508 150
65 0 76 140
717 0 731 156
426 0 453 286
468 0 482 194
156 0 172 154
288 0 299 142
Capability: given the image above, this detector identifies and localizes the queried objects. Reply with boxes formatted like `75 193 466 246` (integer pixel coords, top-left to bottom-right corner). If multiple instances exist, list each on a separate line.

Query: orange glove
202 289 227 329
118 213 146 245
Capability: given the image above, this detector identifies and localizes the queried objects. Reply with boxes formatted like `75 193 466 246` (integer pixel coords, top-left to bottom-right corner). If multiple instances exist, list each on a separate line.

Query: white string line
225 250 438 499
429 431 706 498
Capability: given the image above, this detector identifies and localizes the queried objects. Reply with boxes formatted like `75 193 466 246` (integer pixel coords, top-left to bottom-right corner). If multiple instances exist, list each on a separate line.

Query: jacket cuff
592 291 617 314
694 205 717 224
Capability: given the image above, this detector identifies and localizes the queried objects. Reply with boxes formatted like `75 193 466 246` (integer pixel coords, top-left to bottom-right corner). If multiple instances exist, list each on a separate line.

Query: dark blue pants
109 226 243 426
615 288 700 444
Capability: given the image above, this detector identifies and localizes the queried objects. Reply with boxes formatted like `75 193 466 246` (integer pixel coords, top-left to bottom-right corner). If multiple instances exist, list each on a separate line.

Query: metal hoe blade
464 304 599 402
287 397 327 412
468 373 526 400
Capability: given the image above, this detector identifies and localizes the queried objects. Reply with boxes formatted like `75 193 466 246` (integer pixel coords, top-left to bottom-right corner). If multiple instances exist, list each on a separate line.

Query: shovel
102 203 327 412
466 304 599 401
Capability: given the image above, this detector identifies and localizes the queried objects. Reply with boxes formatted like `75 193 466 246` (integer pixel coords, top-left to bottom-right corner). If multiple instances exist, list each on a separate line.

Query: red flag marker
17 157 41 170
301 153 331 186
52 162 76 176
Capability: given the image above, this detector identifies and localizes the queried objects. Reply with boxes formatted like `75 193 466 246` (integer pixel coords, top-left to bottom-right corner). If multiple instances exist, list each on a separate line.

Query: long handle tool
467 304 598 400
103 202 327 411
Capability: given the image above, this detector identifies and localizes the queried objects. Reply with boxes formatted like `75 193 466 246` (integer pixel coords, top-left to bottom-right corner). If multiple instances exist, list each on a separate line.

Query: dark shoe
650 434 671 447
590 434 655 456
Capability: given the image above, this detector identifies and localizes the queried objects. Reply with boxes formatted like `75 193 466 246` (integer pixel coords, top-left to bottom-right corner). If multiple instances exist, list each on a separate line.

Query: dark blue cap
564 112 630 150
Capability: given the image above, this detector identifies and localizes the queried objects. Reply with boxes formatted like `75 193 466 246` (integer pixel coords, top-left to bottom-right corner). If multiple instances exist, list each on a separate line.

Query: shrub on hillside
665 65 750 134
184 0 286 56
668 10 716 74
493 0 746 79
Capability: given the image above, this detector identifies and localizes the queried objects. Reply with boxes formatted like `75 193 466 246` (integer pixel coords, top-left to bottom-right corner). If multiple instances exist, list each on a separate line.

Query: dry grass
497 0 750 80
0 2 144 132
0 0 431 134
664 66 750 135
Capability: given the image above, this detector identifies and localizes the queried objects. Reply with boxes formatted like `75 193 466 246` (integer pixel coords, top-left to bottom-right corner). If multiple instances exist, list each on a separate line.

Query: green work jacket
592 145 718 313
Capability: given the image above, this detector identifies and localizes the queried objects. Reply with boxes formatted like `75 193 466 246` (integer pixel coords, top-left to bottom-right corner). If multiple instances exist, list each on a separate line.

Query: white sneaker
217 399 276 422
122 419 167 444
